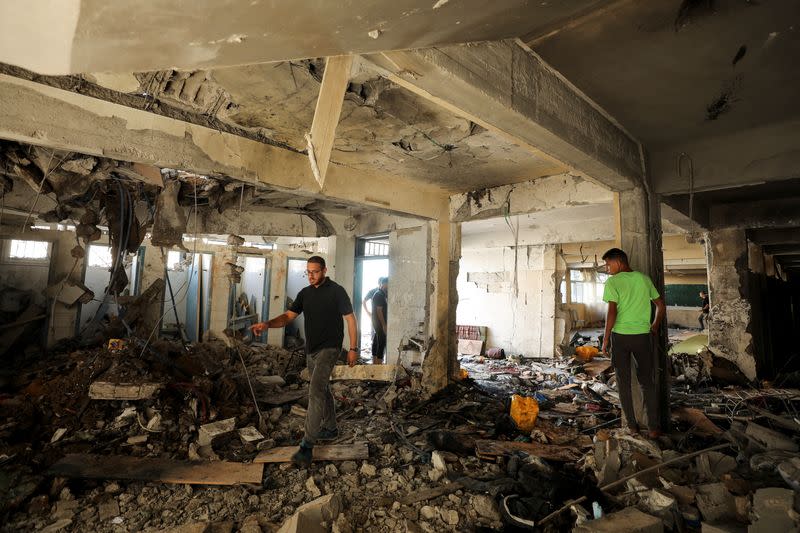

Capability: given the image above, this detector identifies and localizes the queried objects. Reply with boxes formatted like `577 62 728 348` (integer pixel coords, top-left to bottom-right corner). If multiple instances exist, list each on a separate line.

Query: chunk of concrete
573 507 663 533
696 483 736 523
197 418 236 447
748 487 796 533
276 494 342 533
745 422 799 452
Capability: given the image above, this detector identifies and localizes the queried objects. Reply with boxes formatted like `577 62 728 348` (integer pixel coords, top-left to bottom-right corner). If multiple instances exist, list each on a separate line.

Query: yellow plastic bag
575 345 599 362
510 394 539 432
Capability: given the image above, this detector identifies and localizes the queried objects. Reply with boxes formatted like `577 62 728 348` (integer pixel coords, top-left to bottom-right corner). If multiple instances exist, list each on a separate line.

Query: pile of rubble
1 328 800 532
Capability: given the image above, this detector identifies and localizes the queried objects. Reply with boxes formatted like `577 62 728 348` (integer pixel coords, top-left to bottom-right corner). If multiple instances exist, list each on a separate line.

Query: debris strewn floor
1 332 800 532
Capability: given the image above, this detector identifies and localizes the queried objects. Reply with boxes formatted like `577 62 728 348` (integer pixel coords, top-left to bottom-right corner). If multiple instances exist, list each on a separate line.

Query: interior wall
457 244 556 358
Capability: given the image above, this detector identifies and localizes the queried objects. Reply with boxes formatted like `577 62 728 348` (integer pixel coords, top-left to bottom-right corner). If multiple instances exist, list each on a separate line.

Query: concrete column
208 251 232 337
707 228 756 380
47 231 86 345
422 220 460 393
614 185 668 430
138 243 167 337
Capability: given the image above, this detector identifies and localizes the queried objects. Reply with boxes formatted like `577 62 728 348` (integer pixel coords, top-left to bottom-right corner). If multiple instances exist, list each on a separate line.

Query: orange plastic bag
575 345 599 362
457 368 469 380
510 394 539 432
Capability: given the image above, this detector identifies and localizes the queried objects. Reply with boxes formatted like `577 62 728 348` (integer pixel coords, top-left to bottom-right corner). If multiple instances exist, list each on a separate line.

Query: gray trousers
303 347 339 446
611 332 661 431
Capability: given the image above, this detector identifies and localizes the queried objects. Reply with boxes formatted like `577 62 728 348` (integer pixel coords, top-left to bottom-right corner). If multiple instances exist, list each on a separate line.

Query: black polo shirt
289 277 354 353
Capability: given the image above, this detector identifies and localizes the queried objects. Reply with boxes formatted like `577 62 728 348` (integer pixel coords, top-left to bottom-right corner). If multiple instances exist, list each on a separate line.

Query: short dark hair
379 277 388 285
700 290 707 295
307 256 326 268
602 248 628 263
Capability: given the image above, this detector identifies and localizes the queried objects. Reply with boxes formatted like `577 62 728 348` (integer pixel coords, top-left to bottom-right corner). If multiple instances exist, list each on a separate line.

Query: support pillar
139 243 167 338
707 228 756 380
422 220 461 393
613 185 668 430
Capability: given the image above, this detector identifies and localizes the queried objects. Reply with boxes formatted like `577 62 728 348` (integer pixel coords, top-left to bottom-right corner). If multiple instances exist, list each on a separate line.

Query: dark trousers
303 347 339 446
611 332 661 431
371 329 386 361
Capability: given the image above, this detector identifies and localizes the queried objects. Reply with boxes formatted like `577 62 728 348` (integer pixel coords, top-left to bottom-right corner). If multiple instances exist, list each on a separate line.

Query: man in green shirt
600 248 666 438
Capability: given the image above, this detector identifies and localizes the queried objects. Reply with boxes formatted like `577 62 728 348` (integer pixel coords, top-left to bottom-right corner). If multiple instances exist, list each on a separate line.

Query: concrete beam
748 228 800 246
652 119 800 195
365 39 642 192
308 55 353 187
0 1 597 74
710 197 800 230
0 74 448 221
449 173 612 223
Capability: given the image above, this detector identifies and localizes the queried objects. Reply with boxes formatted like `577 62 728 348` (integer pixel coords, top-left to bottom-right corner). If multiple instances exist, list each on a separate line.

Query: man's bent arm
343 313 359 366
362 298 372 317
602 302 617 354
250 311 298 335
651 297 666 333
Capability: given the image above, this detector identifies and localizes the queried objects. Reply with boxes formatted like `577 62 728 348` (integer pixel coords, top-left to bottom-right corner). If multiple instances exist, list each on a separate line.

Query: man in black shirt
251 256 358 467
699 290 710 330
365 277 388 363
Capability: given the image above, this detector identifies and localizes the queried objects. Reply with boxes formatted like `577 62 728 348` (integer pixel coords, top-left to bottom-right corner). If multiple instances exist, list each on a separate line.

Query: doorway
79 243 142 331
354 235 389 358
161 251 213 342
229 255 271 342
284 258 308 349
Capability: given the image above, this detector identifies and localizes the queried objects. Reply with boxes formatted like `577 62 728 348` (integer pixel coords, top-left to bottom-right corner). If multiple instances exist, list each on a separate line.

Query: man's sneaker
317 428 339 441
291 445 313 468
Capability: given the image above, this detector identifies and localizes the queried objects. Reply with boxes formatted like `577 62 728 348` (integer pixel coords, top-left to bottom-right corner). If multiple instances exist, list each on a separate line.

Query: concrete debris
749 487 797 532
151 179 188 248
4 321 800 532
197 418 237 447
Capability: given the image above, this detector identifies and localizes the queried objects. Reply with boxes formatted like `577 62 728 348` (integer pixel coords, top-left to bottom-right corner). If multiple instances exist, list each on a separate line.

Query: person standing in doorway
370 277 388 363
699 290 710 330
600 248 666 438
250 256 358 467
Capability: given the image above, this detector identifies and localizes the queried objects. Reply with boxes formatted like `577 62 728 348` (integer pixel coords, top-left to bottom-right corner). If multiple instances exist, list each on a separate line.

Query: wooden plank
330 364 400 382
89 382 162 400
49 454 263 485
308 55 353 187
254 442 369 464
475 439 582 462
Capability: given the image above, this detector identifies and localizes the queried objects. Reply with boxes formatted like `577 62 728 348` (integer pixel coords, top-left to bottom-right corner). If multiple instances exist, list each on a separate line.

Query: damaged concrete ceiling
87 60 568 193
0 0 604 74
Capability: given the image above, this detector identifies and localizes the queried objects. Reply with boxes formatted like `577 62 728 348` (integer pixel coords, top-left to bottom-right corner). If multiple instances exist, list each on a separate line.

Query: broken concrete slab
88 382 163 400
49 454 263 485
745 422 799 452
237 426 264 444
254 443 369 464
151 179 188 248
276 493 342 533
696 483 736 524
197 418 236 447
330 364 403 382
573 507 663 533
748 487 796 533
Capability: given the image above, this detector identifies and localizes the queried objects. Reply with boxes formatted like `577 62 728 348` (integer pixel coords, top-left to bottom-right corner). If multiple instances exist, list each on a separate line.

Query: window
567 268 608 305
87 245 113 268
167 250 183 271
9 239 50 260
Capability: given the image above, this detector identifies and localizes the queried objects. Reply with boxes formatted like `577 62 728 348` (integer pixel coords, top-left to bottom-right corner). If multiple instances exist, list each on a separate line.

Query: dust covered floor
2 337 800 532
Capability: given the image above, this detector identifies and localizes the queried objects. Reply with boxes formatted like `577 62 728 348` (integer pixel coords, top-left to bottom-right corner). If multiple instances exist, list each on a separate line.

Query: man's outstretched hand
347 349 358 367
250 321 268 336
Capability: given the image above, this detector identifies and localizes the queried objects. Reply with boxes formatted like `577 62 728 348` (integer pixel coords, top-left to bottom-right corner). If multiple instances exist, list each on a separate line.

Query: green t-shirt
602 271 660 335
